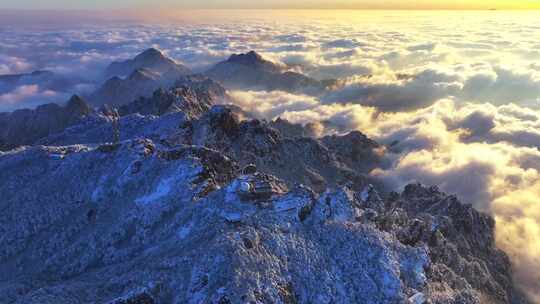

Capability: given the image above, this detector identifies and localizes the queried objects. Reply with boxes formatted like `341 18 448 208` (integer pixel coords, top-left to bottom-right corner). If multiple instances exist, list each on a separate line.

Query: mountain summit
104 48 192 79
225 51 282 73
206 51 332 93
92 50 195 106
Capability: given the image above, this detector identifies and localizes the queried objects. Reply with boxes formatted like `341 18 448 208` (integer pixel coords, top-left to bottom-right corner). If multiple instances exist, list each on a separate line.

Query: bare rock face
269 117 320 139
321 130 385 173
0 95 93 151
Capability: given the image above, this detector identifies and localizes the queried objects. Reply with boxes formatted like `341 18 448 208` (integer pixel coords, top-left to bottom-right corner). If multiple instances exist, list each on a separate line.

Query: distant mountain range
89 49 193 107
0 70 55 88
1 48 339 112
206 50 336 93
0 95 92 150
90 49 335 107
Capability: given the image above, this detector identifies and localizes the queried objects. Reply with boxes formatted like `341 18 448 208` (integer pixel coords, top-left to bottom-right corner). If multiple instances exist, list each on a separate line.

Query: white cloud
0 85 67 111
2 12 540 300
227 89 540 300
0 55 32 75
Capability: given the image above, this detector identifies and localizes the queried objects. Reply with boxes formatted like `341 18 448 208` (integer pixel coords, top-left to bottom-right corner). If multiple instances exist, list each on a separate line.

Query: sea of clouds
1 10 539 301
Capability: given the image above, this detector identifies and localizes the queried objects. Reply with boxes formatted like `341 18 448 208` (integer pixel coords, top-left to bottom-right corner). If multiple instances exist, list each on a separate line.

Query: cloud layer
228 90 540 301
1 10 540 301
2 11 540 111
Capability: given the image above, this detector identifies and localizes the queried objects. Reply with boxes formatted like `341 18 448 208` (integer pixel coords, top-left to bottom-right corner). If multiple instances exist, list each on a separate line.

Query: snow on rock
0 140 428 303
0 84 531 303
314 187 362 223
135 176 174 204
409 292 426 304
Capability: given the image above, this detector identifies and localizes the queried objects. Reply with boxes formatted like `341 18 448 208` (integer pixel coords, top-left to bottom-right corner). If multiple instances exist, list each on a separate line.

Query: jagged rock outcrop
40 78 228 147
205 51 333 94
386 184 531 304
269 117 320 139
170 105 382 192
321 130 386 173
119 75 228 118
0 95 92 151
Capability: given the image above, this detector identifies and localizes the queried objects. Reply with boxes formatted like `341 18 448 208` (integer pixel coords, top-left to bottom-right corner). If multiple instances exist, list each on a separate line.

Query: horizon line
2 8 540 11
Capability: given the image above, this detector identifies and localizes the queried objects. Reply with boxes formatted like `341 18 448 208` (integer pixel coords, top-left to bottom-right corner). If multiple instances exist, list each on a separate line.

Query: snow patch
408 293 426 304
221 211 243 222
360 185 373 202
178 222 193 239
136 177 174 204
91 175 108 202
274 195 306 212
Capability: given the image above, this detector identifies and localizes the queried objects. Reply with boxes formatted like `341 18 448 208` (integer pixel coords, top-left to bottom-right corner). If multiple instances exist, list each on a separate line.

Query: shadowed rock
0 95 93 151
205 51 333 94
104 48 192 79
91 49 194 107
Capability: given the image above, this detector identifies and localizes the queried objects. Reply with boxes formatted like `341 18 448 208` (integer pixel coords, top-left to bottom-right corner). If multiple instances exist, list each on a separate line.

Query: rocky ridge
0 95 92 151
0 79 531 304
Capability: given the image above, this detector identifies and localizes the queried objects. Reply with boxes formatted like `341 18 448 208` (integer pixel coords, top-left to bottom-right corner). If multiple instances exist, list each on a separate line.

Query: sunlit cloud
1 10 540 300
227 89 540 300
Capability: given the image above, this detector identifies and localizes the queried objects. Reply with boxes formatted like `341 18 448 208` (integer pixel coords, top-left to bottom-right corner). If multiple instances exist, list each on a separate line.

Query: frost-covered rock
0 140 428 304
0 69 531 303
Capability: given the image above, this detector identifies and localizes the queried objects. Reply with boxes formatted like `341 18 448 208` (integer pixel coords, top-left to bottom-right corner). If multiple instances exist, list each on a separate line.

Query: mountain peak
65 95 92 114
66 94 85 106
228 51 266 65
205 51 325 93
136 48 165 61
104 48 192 80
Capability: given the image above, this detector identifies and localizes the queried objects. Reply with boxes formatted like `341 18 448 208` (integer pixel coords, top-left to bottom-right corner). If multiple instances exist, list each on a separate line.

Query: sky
1 0 540 10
